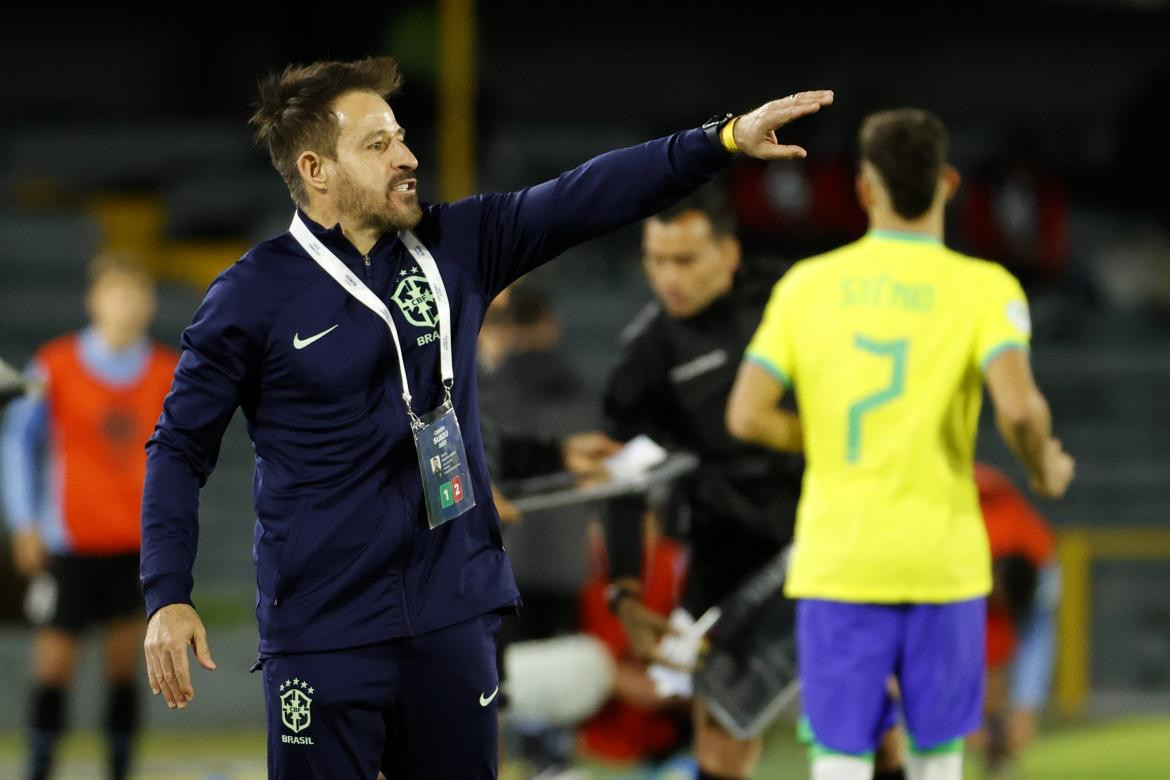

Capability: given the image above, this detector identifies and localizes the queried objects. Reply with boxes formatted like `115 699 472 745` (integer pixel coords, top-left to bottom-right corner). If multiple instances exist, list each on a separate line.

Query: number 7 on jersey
847 335 909 464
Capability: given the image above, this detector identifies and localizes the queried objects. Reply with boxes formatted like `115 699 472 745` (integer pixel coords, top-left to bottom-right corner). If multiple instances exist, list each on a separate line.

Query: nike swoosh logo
479 685 499 707
292 324 340 350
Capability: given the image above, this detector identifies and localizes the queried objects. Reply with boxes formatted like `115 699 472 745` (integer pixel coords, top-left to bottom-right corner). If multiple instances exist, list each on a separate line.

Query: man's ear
943 164 961 202
296 151 328 196
855 172 874 211
721 235 742 273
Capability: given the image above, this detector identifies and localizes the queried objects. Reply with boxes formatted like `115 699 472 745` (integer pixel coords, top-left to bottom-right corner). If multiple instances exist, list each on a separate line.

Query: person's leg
874 724 907 779
97 553 148 780
28 554 87 780
28 628 81 780
385 613 502 779
899 599 986 780
262 644 392 779
693 697 762 779
1008 565 1058 756
102 614 145 780
977 665 1011 773
904 738 964 780
798 600 902 780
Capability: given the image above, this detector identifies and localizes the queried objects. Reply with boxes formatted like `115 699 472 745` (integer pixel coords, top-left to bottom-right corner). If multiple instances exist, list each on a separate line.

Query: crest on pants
279 679 314 733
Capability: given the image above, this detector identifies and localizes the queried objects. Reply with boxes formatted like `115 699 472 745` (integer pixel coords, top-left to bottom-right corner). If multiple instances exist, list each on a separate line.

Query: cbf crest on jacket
140 128 731 653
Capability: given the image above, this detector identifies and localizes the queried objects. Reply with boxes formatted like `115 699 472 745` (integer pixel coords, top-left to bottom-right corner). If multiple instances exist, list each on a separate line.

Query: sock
811 754 874 780
28 686 66 780
104 683 139 780
906 739 964 780
874 769 908 780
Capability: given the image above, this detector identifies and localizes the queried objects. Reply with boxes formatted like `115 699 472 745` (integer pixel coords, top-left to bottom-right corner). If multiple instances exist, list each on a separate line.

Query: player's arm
985 349 1073 499
727 270 803 452
725 360 803 452
978 268 1073 499
1 364 50 577
141 272 260 710
471 92 833 296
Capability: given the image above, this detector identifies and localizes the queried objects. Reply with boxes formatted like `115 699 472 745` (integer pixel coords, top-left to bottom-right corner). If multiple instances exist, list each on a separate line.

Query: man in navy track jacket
139 55 832 778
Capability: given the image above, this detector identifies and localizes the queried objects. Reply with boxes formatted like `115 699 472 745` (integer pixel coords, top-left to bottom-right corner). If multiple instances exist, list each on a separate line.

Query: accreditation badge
412 400 477 529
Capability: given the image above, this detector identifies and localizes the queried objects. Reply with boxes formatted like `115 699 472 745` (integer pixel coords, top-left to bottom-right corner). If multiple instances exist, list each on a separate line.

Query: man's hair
87 251 151 288
248 57 404 206
651 183 737 239
859 109 948 220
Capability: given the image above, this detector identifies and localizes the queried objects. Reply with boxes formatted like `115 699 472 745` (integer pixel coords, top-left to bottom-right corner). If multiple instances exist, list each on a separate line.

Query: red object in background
961 162 1069 282
728 158 867 247
577 524 689 762
977 463 1055 667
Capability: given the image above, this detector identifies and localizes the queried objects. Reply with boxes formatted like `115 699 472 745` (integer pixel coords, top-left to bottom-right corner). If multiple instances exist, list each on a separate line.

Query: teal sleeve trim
981 341 1029 373
745 353 793 389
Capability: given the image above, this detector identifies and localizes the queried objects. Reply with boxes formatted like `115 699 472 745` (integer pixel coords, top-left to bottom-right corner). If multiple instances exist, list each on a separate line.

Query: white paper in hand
604 434 668 480
648 606 721 699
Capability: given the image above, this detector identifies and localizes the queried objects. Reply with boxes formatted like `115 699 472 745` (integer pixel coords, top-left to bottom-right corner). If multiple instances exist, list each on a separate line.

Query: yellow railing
1055 527 1170 717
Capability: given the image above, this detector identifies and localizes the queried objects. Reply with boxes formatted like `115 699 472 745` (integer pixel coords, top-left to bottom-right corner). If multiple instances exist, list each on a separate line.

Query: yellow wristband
719 116 741 154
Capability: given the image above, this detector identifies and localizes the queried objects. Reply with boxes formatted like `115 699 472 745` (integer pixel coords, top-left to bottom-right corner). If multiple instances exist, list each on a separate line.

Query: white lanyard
288 212 453 422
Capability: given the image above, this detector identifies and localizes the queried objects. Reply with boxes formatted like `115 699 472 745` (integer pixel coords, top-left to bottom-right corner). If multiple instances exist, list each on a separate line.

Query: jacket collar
294 208 398 260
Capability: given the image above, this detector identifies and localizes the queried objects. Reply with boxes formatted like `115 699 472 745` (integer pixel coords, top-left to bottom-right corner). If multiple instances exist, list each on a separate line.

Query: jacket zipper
363 253 372 281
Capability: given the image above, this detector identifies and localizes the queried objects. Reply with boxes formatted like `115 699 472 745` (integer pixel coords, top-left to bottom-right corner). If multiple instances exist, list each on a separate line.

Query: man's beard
335 170 422 235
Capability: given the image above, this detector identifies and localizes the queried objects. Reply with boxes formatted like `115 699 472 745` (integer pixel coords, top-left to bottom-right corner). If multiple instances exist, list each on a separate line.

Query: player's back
747 230 1031 603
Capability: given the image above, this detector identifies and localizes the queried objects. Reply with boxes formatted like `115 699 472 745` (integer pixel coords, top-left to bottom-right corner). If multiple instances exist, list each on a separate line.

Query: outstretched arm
472 92 834 295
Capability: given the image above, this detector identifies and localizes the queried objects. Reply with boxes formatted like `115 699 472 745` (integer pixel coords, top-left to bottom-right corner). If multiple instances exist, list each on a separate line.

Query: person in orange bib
1 253 177 780
974 462 1059 777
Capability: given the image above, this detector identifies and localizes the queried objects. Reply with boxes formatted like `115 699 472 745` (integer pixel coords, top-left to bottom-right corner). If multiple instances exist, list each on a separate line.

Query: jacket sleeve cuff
142 572 195 619
679 126 737 177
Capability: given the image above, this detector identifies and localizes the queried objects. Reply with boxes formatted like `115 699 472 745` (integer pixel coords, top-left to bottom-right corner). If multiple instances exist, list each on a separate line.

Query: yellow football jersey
746 230 1031 603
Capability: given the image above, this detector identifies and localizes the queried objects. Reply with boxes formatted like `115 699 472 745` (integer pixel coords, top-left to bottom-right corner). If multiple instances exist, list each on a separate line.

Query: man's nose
397 142 419 172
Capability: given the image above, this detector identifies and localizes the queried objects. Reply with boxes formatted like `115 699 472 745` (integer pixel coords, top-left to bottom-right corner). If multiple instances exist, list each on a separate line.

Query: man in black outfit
602 187 803 780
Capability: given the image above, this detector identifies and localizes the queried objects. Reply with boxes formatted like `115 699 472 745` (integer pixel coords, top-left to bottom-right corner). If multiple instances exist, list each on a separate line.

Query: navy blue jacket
140 128 730 654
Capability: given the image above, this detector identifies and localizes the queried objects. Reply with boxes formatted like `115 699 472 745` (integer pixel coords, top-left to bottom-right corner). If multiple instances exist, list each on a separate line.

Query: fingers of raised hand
738 91 833 159
765 97 829 127
759 144 810 161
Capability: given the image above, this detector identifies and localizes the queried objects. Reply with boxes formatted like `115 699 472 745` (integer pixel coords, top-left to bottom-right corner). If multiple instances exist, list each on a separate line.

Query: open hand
144 603 217 710
562 431 622 479
616 595 677 666
492 485 523 525
733 91 834 160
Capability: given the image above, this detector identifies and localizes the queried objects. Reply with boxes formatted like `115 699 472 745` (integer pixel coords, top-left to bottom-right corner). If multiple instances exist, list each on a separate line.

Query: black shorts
29 553 143 632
